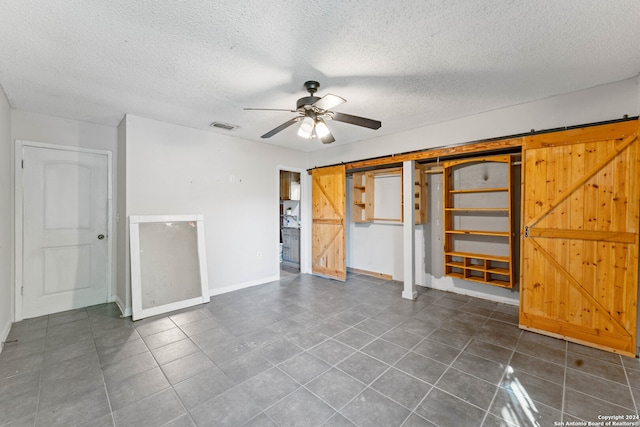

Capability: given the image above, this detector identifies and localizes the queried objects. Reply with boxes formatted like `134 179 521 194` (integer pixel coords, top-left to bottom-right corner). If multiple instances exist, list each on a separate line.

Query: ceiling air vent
210 121 238 131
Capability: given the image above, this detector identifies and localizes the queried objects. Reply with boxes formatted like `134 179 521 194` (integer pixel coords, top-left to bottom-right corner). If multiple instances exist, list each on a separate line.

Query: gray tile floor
1 271 639 427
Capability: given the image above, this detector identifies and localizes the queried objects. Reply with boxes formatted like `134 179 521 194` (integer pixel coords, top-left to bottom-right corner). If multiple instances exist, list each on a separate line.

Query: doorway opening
280 170 301 274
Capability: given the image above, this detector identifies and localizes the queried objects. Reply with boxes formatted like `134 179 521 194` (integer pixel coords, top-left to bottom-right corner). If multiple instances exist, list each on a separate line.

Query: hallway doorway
279 169 301 273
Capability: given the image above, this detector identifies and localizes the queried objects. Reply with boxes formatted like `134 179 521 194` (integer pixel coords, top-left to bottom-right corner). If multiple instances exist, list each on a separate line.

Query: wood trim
371 167 402 176
345 137 523 171
424 167 443 174
528 228 637 243
442 154 512 169
347 267 393 280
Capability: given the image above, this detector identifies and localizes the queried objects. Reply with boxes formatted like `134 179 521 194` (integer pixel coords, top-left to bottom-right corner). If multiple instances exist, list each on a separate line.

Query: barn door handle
524 226 529 238
98 234 105 240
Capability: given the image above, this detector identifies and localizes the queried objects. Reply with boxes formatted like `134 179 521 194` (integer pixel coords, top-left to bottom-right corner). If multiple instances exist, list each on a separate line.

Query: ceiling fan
244 81 382 144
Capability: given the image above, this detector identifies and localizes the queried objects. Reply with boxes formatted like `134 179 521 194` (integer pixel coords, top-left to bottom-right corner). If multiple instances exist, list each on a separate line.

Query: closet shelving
443 155 513 288
413 164 427 224
351 167 427 224
352 171 374 223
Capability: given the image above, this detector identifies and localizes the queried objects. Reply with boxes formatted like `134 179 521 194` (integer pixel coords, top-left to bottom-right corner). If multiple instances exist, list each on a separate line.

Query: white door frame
14 140 114 321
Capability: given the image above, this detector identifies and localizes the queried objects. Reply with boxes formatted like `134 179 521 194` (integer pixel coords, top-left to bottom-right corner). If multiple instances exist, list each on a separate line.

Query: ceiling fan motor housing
296 80 322 110
303 80 320 94
296 96 321 110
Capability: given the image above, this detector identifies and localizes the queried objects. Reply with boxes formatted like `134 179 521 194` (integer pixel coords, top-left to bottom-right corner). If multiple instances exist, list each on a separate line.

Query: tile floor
1 271 639 427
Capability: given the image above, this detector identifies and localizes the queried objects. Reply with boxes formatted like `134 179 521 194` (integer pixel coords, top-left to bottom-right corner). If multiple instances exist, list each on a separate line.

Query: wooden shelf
444 251 512 287
445 251 509 262
486 277 512 288
445 260 465 268
443 155 513 288
352 172 374 223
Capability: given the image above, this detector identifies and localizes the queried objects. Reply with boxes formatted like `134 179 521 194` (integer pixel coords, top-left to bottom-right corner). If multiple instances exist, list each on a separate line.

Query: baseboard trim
422 281 519 306
209 275 280 297
0 318 12 354
115 296 132 318
347 267 393 281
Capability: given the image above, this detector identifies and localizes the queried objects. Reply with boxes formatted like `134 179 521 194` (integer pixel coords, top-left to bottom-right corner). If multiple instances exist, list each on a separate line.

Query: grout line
560 339 568 423
478 327 522 427
408 337 478 425
30 314 48 427
87 307 120 427
623 361 640 415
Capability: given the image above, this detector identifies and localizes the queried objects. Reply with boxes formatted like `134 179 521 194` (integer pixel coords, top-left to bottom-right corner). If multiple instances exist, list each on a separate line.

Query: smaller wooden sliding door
311 165 347 281
520 120 640 356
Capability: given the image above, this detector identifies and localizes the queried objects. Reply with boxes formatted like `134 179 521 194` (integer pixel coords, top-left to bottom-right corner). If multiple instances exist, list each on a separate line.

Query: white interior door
22 145 109 318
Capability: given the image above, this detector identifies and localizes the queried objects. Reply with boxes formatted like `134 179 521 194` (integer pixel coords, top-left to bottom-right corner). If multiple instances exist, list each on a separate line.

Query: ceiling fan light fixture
315 119 330 139
297 116 314 139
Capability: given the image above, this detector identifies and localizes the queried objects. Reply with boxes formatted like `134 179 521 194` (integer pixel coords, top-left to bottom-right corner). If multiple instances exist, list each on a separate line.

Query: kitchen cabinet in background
282 228 300 264
280 171 300 200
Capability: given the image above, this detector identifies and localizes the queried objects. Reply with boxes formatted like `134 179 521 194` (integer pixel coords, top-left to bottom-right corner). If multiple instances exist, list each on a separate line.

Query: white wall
0 87 12 349
11 110 119 315
11 111 118 153
331 78 639 304
122 115 308 305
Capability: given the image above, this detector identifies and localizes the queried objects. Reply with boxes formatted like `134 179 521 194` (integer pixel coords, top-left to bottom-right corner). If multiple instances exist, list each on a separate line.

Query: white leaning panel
129 214 210 321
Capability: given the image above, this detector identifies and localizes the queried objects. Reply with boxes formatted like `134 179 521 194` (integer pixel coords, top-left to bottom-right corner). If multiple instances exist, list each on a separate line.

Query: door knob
98 234 105 240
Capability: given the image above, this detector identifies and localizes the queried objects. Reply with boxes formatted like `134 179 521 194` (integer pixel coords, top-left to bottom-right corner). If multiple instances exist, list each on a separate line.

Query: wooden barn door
311 165 347 281
520 120 640 356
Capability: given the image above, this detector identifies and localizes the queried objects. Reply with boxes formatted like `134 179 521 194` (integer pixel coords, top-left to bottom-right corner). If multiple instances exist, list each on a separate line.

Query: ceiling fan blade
331 112 381 130
261 117 300 138
244 108 297 112
312 94 346 111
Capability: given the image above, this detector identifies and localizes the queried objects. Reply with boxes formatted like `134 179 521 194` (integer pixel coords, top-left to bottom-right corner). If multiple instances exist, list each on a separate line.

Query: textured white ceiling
1 1 639 152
